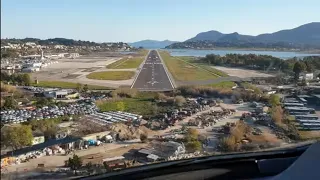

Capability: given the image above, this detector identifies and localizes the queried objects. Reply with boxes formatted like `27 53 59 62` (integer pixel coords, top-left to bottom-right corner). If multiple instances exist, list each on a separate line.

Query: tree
1 125 33 150
85 162 94 175
293 62 306 81
268 94 280 107
140 133 148 143
116 101 125 111
305 62 314 73
83 84 89 92
67 154 83 174
174 96 186 107
76 83 83 92
22 73 31 86
3 96 17 109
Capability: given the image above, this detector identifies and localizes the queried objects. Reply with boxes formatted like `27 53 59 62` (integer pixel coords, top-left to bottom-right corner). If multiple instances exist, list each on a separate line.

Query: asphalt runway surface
131 50 174 91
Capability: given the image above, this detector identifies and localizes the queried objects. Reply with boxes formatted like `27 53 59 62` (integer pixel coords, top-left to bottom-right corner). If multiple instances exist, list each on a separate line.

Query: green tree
1 125 34 150
268 94 280 107
116 101 125 111
67 154 83 175
3 96 17 109
22 73 31 86
293 62 306 81
76 83 83 92
83 84 89 92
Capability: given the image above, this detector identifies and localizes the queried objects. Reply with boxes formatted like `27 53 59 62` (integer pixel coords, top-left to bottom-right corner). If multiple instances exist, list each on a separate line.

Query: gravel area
213 66 274 78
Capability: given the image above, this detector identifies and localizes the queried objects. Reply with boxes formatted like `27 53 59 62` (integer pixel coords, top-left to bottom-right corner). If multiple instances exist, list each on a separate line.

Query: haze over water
166 49 320 59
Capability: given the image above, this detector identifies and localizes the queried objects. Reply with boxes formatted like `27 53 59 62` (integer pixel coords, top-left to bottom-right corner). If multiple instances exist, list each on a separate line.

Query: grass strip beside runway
205 81 237 89
159 51 219 81
86 71 135 80
31 81 112 90
197 64 229 77
106 57 144 69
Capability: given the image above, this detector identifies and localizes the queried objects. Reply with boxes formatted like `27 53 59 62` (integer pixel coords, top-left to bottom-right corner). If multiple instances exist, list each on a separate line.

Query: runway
131 50 174 91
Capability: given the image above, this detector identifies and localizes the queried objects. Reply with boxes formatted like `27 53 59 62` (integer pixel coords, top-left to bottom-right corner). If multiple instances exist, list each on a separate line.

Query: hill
256 22 320 45
1 38 130 47
186 30 224 42
167 22 320 49
129 40 178 49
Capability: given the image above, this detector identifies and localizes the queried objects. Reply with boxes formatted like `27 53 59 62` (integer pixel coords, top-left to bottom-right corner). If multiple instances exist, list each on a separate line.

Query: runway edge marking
130 50 151 88
156 50 176 89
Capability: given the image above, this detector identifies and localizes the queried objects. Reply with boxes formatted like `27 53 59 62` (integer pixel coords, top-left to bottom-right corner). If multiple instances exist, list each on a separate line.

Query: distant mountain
255 22 320 45
167 22 320 49
129 40 179 49
186 30 224 42
216 32 254 43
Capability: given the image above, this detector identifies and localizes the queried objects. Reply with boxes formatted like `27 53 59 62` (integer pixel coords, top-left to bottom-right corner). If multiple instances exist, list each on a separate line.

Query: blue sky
1 0 319 42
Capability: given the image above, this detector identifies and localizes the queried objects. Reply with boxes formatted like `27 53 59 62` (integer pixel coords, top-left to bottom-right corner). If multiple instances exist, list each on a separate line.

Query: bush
111 88 138 98
140 133 148 143
155 92 167 101
174 96 186 107
269 94 280 107
219 135 237 152
186 140 202 152
271 106 284 124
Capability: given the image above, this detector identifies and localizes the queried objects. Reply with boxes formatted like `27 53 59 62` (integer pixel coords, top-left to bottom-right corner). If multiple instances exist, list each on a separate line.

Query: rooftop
102 156 125 162
285 107 314 111
1 136 81 158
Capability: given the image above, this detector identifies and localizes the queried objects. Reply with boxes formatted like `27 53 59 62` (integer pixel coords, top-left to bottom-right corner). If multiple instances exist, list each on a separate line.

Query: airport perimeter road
131 50 174 91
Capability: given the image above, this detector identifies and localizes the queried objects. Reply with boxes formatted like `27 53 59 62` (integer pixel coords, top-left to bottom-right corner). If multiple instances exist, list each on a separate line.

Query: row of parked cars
23 86 74 94
1 100 98 124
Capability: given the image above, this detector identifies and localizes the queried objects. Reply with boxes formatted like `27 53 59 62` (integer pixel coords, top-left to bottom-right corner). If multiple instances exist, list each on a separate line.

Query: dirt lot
160 102 286 151
213 66 274 78
4 141 146 173
31 56 137 88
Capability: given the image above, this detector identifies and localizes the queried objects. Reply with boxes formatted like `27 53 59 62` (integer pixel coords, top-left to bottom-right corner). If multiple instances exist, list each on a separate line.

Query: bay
165 49 320 59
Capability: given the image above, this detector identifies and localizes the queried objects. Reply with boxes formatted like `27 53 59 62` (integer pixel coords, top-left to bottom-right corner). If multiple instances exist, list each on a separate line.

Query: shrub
140 133 148 143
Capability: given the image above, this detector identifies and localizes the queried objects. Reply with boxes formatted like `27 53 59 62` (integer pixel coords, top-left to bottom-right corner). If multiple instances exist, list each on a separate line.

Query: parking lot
0 99 98 124
86 111 142 125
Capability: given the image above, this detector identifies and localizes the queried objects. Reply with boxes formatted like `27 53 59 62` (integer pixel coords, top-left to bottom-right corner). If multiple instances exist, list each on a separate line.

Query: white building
25 42 37 47
300 72 314 80
43 90 68 99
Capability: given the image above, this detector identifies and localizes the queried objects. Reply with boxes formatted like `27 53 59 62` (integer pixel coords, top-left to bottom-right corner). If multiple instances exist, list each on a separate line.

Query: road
131 50 174 91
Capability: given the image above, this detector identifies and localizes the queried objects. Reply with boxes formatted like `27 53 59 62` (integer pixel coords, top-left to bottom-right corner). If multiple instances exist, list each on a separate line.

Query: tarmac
131 50 174 91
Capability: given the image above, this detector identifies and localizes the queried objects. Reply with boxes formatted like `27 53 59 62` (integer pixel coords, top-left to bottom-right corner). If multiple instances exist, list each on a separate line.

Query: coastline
164 47 320 54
